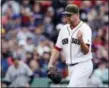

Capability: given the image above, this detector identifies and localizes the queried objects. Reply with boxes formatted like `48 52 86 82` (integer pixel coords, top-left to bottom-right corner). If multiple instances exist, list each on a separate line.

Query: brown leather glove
47 67 62 84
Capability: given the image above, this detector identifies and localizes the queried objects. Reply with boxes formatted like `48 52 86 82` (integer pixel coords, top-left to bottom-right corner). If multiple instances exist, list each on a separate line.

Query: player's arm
77 27 92 54
79 39 90 54
48 47 60 68
48 29 63 68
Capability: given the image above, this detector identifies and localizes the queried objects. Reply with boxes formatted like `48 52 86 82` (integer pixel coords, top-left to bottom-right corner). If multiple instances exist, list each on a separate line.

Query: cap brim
62 11 74 15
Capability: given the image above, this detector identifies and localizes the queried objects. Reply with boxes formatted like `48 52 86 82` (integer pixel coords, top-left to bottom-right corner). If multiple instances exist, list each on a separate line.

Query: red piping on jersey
54 46 62 51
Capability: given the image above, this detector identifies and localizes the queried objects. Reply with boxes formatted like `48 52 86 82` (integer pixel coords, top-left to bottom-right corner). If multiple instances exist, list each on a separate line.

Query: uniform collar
70 21 82 30
67 21 83 32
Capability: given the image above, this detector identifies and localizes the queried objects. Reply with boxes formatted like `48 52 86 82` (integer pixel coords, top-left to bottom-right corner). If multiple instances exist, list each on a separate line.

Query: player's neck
70 19 80 29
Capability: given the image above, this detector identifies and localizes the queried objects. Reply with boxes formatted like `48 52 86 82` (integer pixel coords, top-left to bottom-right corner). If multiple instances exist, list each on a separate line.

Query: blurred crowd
1 0 109 87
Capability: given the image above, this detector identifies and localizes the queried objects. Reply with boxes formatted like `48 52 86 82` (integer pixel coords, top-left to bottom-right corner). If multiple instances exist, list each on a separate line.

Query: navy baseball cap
62 4 79 15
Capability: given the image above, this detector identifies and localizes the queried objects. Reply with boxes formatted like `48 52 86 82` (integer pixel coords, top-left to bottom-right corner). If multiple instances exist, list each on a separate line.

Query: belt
68 63 78 66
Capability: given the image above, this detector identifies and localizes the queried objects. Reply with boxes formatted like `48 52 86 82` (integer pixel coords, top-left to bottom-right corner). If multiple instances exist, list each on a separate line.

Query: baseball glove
47 67 62 84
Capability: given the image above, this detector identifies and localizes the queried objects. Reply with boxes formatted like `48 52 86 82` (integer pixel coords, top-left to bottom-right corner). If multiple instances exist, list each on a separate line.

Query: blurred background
1 0 109 87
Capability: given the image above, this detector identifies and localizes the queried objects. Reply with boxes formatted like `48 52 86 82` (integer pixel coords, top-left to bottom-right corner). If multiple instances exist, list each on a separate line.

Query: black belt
68 63 78 66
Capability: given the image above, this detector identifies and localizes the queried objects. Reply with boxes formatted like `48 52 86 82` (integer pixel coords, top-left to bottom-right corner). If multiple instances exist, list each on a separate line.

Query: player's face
63 14 71 24
70 14 78 22
64 14 78 24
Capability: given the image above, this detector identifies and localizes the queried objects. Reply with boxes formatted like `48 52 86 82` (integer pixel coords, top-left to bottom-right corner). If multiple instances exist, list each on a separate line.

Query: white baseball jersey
55 21 92 64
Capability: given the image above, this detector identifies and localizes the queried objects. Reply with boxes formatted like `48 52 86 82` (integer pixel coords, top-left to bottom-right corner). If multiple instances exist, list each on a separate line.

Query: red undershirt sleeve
54 46 62 52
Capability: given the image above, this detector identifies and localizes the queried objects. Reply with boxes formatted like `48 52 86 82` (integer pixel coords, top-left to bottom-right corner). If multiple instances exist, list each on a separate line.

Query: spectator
24 37 35 53
29 60 41 77
2 53 33 87
93 62 108 84
17 26 35 42
25 52 33 65
1 39 12 74
32 2 43 25
2 1 20 15
56 16 68 31
21 0 31 9
1 28 6 39
33 49 40 61
40 52 51 77
87 73 103 87
33 23 46 46
3 7 15 30
12 14 21 30
43 15 54 39
28 12 36 30
37 38 51 56
14 42 26 61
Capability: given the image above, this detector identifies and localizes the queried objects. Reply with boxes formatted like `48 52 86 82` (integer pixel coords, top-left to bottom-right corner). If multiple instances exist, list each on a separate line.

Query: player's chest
61 29 80 45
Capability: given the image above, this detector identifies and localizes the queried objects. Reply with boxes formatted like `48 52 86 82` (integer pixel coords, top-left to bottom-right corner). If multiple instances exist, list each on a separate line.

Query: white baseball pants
67 60 93 87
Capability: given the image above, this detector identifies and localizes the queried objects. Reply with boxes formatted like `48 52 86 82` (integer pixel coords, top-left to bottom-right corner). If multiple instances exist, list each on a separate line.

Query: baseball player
48 4 93 87
2 53 33 87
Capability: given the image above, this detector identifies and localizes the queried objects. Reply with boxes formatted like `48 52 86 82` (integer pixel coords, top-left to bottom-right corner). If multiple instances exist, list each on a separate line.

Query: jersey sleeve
55 29 63 50
82 25 92 45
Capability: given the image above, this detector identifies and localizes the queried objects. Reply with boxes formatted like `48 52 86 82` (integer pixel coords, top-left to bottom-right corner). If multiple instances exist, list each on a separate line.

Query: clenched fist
76 30 84 43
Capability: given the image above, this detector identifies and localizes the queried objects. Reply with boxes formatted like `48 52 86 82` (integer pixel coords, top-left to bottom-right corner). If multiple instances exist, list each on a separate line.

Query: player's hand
76 30 84 43
47 63 54 76
48 63 54 70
